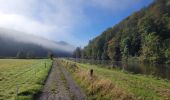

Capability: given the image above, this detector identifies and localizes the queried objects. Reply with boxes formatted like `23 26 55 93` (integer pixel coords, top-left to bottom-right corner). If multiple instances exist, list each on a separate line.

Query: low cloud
0 28 75 53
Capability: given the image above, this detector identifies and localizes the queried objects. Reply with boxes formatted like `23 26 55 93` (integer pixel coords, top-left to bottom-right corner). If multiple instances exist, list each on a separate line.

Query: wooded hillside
74 0 170 63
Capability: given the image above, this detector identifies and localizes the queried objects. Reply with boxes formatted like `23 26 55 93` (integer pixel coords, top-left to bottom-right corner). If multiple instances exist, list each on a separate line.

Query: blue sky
0 0 153 47
72 0 154 46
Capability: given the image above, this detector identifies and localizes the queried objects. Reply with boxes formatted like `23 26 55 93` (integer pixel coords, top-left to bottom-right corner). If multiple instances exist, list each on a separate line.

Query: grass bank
58 59 170 100
0 59 52 100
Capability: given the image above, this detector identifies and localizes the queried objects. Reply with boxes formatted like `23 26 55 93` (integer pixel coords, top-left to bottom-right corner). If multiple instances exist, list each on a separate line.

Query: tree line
73 0 170 64
16 49 54 59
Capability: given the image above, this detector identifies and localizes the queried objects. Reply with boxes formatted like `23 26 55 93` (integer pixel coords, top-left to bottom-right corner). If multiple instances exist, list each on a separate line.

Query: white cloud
0 0 142 44
0 12 54 36
0 0 82 39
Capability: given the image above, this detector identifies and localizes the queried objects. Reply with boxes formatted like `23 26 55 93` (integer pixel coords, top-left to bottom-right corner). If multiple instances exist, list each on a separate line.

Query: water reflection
68 58 170 80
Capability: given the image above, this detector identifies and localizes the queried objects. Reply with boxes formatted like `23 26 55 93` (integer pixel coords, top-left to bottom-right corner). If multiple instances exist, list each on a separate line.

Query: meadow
59 59 170 100
0 59 52 100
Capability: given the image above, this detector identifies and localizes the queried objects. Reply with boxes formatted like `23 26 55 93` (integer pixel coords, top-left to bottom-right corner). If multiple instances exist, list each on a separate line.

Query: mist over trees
0 29 74 58
74 0 170 64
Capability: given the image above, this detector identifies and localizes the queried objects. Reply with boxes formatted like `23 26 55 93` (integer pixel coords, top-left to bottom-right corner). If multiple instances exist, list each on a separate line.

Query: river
68 58 170 80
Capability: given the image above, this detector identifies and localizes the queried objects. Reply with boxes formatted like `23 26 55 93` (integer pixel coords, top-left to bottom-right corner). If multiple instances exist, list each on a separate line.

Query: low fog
0 28 75 53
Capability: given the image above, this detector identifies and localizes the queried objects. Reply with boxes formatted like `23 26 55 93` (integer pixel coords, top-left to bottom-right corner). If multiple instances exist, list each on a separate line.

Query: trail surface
37 60 86 100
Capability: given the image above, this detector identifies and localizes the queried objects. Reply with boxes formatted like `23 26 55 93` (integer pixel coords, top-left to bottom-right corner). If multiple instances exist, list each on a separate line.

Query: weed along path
37 59 86 100
60 63 87 100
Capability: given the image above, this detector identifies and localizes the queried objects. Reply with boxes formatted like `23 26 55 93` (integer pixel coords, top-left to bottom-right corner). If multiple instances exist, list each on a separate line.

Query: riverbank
59 59 170 100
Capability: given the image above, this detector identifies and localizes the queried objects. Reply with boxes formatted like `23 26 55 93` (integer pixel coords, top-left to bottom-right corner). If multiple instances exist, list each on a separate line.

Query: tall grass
58 59 170 100
58 59 136 100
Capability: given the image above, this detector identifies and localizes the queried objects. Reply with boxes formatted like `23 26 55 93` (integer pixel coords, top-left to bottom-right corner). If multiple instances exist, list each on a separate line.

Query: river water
68 58 170 80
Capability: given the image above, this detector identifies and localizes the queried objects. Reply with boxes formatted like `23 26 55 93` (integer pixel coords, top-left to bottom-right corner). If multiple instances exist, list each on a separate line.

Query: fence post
90 69 93 77
90 69 94 95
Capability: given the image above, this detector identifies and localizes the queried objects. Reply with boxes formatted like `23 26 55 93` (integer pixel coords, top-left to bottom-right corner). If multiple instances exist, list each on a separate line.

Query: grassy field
59 59 170 100
0 59 52 100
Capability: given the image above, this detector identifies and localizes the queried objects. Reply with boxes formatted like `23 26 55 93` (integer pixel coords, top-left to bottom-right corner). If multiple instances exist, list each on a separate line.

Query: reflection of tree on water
122 44 129 72
69 58 170 80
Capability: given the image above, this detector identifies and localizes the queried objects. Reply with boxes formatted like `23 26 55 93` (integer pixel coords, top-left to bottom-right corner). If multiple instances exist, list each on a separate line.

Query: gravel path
37 60 86 100
60 64 87 100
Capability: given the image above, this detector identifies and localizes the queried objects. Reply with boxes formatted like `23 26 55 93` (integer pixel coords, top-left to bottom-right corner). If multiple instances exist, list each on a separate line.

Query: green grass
61 59 170 100
0 59 52 100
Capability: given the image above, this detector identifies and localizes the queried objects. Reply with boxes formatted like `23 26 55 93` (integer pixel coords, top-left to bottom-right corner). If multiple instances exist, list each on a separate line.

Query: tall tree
73 47 82 58
108 38 121 61
140 33 162 63
16 50 26 59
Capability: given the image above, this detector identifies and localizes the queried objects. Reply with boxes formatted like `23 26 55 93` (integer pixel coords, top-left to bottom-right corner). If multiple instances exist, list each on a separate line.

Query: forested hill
74 0 170 64
0 28 75 58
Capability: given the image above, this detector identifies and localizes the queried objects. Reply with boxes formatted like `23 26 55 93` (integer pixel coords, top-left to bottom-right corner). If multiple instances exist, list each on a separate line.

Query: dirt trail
60 63 86 100
37 60 86 100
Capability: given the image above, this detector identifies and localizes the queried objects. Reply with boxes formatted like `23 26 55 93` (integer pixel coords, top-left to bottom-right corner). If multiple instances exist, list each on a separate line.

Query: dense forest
73 0 170 64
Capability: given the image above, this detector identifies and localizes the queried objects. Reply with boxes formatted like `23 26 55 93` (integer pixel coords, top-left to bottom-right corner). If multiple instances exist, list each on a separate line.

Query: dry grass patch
58 59 136 100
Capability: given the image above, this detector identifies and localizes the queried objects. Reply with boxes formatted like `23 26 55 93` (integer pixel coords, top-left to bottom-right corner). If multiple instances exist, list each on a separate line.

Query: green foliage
108 38 121 61
164 39 170 63
48 52 54 60
140 33 162 63
120 37 131 61
165 48 170 64
78 0 170 63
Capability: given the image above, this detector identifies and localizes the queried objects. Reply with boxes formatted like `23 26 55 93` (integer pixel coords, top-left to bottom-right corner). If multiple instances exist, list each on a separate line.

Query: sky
0 0 153 47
